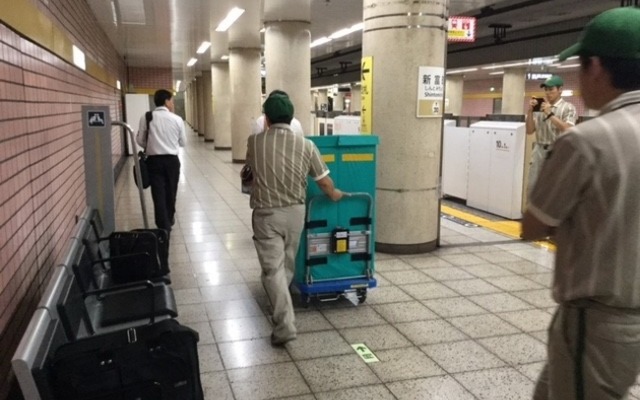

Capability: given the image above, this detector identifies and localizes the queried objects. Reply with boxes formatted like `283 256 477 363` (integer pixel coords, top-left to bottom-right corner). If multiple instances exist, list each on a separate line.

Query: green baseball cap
263 93 294 124
558 7 640 61
540 75 564 88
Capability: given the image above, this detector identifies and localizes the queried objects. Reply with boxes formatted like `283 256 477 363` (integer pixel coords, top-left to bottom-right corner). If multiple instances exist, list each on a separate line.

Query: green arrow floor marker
351 343 379 363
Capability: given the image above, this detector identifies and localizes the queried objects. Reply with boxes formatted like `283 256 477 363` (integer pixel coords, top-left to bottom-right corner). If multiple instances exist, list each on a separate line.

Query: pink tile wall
128 67 173 91
0 15 125 398
460 70 587 117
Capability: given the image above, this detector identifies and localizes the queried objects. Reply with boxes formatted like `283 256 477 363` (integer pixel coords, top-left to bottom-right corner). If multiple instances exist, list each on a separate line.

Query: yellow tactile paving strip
441 205 556 252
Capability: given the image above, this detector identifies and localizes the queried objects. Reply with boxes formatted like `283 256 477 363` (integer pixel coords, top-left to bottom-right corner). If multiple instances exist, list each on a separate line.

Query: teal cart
294 135 379 304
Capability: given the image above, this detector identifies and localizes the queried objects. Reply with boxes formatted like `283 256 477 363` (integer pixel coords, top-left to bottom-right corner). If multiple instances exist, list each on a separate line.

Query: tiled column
212 61 232 149
228 2 261 162
201 70 214 142
196 75 206 137
363 0 447 253
501 67 526 115
445 75 464 116
264 0 311 134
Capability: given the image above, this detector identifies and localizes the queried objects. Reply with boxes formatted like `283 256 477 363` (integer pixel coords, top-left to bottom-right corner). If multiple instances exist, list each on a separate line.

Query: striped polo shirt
533 98 577 145
247 123 329 209
528 90 640 308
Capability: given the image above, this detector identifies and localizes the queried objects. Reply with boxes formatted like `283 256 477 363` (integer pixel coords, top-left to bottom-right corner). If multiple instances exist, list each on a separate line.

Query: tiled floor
113 128 640 400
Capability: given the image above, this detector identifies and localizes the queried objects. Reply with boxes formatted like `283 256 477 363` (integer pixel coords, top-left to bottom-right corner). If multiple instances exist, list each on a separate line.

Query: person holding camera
525 75 577 196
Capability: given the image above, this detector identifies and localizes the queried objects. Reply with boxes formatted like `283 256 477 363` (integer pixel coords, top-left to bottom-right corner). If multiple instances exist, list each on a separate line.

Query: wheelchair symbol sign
87 111 106 127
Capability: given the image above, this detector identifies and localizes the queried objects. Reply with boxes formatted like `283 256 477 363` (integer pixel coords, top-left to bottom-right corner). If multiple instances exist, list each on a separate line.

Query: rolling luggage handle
304 192 374 285
112 121 149 229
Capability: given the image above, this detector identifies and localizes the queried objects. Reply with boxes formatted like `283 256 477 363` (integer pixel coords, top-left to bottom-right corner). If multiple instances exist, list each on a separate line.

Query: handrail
112 121 149 228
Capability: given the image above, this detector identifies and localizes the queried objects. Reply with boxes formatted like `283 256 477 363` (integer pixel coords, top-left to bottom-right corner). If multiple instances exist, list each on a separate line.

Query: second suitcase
49 319 203 400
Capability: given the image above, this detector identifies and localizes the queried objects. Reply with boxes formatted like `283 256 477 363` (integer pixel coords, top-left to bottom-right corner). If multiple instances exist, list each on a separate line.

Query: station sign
448 16 476 43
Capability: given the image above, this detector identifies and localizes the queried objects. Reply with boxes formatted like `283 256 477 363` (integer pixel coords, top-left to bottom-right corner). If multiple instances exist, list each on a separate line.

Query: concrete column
196 75 206 137
363 0 447 253
201 70 214 141
317 89 328 111
264 0 311 134
350 85 362 114
228 2 261 162
334 91 345 111
184 84 191 127
191 80 199 133
445 75 464 116
501 67 526 115
212 62 232 149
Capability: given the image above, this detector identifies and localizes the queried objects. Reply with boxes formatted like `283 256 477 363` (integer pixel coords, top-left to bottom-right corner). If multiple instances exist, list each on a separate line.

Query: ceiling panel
87 0 625 86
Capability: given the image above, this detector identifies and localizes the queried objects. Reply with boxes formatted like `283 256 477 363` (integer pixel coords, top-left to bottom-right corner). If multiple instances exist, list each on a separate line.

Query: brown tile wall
0 1 126 396
128 67 174 93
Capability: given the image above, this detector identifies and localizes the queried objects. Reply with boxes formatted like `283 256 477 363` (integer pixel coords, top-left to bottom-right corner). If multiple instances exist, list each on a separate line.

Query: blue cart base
295 278 377 305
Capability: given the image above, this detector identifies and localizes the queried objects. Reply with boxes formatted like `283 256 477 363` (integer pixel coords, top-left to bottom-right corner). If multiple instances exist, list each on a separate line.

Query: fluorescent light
187 58 197 67
481 61 529 70
216 7 245 32
557 63 580 69
72 45 86 70
329 28 351 39
118 0 145 25
110 1 118 26
221 55 229 60
175 80 181 92
311 37 331 48
447 67 477 74
116 80 121 90
488 71 504 75
350 23 363 31
561 90 574 97
196 41 211 54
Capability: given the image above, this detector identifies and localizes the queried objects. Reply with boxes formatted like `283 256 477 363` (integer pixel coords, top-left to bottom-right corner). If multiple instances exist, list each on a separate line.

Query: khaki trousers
534 303 640 400
252 205 305 340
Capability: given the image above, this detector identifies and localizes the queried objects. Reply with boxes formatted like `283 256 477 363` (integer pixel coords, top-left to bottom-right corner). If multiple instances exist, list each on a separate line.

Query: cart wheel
301 294 310 308
357 289 367 304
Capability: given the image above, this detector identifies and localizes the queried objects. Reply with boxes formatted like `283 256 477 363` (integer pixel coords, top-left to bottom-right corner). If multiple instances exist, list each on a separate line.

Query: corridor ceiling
87 0 624 87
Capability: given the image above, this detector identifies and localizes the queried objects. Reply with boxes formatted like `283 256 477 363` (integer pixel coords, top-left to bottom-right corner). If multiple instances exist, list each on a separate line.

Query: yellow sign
322 154 335 163
342 153 374 162
417 66 445 118
360 56 373 134
351 343 379 363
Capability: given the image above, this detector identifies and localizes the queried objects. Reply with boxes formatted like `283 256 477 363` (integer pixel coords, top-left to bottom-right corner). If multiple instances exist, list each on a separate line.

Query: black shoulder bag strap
144 111 153 151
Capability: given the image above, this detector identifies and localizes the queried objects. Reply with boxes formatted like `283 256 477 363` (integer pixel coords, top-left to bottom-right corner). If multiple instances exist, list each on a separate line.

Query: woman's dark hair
580 56 640 90
154 89 173 107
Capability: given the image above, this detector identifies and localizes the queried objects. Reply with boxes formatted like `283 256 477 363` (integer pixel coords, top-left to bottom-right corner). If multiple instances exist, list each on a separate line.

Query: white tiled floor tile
340 324 411 351
315 385 395 400
497 309 553 332
296 354 380 392
227 363 311 400
368 346 444 382
422 296 487 318
422 340 505 373
395 319 468 345
454 367 535 400
218 338 291 369
373 300 439 323
386 375 476 399
479 333 547 365
468 292 534 313
448 314 519 338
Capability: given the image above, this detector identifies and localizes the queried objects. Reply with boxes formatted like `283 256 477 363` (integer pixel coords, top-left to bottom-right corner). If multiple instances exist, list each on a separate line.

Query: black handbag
134 112 153 189
133 151 150 189
240 164 253 194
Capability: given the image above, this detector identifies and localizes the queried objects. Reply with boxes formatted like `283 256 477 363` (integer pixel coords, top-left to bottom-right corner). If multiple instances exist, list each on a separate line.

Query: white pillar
501 67 526 115
201 70 214 141
264 0 311 134
228 1 262 162
445 75 464 116
211 62 232 149
363 0 448 253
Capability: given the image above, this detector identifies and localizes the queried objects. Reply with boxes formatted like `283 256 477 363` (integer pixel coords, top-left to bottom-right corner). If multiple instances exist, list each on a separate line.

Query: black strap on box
351 253 372 262
306 257 328 266
306 220 327 229
350 217 371 226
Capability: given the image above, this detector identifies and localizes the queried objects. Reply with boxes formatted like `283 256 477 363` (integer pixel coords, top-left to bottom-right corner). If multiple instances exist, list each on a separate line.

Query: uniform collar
600 90 640 115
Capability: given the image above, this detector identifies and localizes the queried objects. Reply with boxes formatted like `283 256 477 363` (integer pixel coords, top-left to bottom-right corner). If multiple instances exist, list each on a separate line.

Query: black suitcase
108 229 169 284
49 319 203 400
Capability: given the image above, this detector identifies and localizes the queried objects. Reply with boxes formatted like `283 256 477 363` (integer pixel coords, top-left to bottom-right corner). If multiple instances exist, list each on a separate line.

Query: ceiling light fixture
175 80 181 92
488 71 504 75
221 55 229 60
196 41 211 54
447 67 478 74
187 58 197 67
216 7 245 32
311 37 331 48
110 1 118 26
557 63 580 69
481 61 529 70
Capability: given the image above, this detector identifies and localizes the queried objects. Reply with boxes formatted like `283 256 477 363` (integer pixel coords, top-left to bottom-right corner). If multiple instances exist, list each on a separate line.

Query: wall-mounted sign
527 73 552 80
360 56 373 134
448 16 476 43
417 66 444 118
